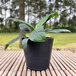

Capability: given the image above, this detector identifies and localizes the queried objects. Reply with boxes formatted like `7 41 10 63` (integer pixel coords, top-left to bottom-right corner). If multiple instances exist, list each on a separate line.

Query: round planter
24 37 54 71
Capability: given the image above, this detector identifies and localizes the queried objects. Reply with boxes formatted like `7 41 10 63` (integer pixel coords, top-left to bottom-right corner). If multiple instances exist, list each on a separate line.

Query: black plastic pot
24 37 54 71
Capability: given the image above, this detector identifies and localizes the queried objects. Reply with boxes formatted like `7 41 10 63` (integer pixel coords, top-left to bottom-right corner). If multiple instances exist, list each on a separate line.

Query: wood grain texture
0 51 76 76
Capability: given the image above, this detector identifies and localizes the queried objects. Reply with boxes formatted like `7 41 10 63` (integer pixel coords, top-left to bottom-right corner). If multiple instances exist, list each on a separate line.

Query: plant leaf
19 24 32 32
22 38 28 50
35 12 59 29
46 29 71 33
29 26 46 42
45 28 52 34
6 18 34 31
5 35 26 50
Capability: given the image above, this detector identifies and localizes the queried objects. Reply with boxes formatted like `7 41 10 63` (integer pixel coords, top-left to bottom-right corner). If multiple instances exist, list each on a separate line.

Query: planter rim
27 37 54 43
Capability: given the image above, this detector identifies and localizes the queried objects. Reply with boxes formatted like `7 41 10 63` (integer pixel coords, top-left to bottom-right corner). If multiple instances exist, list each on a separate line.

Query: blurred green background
0 0 76 50
0 33 76 50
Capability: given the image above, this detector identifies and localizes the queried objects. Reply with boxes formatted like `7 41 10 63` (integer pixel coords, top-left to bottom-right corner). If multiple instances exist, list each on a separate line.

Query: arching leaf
19 24 32 32
6 18 34 31
45 29 71 33
5 35 26 50
45 28 52 34
35 12 59 29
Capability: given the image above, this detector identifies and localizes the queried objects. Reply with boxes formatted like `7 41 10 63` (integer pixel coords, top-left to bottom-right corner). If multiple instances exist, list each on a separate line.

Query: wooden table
0 51 76 76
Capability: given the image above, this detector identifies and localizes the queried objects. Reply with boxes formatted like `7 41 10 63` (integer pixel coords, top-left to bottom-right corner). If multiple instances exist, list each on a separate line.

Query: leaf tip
54 12 59 17
4 44 9 50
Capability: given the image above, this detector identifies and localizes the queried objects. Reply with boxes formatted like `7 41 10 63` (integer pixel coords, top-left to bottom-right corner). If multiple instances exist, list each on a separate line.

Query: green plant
5 12 70 50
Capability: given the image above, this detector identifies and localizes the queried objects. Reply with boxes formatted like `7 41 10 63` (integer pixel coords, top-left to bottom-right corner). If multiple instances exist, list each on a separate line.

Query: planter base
27 65 49 71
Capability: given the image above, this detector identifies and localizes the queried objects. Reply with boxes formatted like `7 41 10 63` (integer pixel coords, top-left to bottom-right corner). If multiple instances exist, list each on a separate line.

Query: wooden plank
46 69 51 76
51 57 66 76
0 51 13 65
0 51 9 59
26 69 31 76
52 52 71 76
53 52 76 76
17 56 25 76
61 51 76 62
36 71 41 76
2 52 20 76
55 52 76 74
50 59 62 76
67 51 76 57
7 52 23 76
41 70 46 76
0 51 76 76
32 70 36 76
59 51 76 65
0 52 16 75
0 51 16 70
58 52 76 70
49 64 56 76
11 52 23 76
22 63 27 76
0 51 7 57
